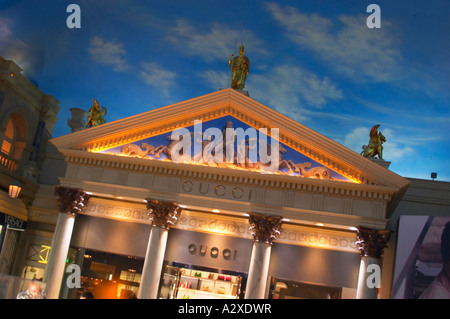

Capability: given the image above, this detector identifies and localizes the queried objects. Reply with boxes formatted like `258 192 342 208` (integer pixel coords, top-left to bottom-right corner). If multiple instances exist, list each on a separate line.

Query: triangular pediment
51 88 409 192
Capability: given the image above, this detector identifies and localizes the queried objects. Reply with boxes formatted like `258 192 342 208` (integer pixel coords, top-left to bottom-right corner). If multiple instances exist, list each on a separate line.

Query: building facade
47 88 411 299
1 57 448 299
0 57 61 296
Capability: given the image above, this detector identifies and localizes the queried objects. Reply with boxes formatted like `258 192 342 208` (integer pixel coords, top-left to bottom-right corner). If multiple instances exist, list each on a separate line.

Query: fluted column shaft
44 186 89 299
244 213 282 299
138 199 181 299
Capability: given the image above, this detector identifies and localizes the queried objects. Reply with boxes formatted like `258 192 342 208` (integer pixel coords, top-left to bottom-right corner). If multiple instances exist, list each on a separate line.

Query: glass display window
159 263 245 299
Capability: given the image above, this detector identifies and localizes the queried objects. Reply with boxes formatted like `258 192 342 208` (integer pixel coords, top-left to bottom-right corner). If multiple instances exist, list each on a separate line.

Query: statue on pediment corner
85 99 107 128
361 124 386 160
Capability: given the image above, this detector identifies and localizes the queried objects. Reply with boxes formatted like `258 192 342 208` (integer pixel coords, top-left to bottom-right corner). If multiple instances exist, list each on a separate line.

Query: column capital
248 213 282 244
145 199 182 229
355 226 392 258
54 186 89 216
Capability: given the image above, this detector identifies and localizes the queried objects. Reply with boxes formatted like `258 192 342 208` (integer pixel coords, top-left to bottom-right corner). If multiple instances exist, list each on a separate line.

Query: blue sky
1 0 449 181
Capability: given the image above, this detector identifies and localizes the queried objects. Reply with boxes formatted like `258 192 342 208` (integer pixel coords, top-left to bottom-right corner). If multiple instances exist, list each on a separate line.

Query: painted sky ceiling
96 115 354 183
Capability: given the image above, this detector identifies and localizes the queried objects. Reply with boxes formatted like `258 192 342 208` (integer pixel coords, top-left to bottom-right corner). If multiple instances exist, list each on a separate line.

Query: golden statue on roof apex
85 99 107 128
229 43 250 91
361 124 386 160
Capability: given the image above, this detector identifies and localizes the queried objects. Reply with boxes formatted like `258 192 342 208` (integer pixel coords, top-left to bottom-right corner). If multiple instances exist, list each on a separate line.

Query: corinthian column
244 213 282 299
355 226 391 299
138 199 182 299
44 186 89 299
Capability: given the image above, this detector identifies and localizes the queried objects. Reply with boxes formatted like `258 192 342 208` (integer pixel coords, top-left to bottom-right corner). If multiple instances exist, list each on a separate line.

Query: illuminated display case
159 265 242 299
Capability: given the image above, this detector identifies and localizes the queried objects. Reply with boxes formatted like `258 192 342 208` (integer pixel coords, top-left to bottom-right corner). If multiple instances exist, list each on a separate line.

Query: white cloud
140 62 177 97
167 19 268 62
265 2 402 82
246 64 343 122
382 130 415 161
88 36 129 72
0 18 12 42
197 70 230 90
87 36 177 97
341 127 369 154
0 15 43 75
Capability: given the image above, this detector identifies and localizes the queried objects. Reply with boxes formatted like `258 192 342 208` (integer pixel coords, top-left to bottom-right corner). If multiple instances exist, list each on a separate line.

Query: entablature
59 148 397 203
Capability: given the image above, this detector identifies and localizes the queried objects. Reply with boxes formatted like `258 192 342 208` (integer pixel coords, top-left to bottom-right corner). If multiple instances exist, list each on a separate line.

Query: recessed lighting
282 218 290 222
113 196 123 199
349 226 358 231
212 209 220 213
179 204 187 208
243 213 250 217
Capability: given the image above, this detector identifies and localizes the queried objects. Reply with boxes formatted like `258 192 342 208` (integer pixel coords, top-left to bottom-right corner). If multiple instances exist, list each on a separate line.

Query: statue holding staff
229 43 250 90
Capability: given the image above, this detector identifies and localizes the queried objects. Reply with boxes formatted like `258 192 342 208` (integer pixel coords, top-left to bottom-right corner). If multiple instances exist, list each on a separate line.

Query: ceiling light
212 209 220 213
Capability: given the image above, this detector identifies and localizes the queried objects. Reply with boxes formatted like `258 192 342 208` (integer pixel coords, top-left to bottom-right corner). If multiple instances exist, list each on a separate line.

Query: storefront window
269 277 341 299
159 263 245 299
71 249 247 299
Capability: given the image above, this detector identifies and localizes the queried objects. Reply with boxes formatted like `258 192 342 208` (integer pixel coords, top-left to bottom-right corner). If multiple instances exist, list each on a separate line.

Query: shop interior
73 249 247 299
160 262 247 299
70 248 348 299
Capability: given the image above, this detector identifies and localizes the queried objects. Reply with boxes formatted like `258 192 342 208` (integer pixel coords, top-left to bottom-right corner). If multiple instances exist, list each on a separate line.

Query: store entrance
159 262 247 299
76 249 144 299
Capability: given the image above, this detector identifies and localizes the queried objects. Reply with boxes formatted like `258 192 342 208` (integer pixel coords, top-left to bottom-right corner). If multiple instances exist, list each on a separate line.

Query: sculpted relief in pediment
94 116 354 183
